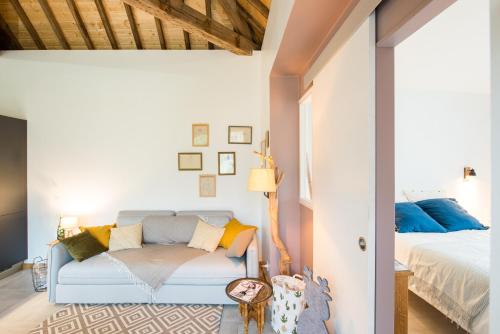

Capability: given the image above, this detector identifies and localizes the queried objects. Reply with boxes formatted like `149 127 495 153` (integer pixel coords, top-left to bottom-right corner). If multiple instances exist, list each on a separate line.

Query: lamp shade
248 168 276 192
60 216 78 229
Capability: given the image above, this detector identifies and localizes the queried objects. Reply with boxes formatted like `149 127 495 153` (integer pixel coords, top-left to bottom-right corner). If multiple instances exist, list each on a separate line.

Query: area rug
29 304 223 334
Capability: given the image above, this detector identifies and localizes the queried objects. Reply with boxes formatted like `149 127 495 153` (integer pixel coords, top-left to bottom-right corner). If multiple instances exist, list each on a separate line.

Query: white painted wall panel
312 16 376 333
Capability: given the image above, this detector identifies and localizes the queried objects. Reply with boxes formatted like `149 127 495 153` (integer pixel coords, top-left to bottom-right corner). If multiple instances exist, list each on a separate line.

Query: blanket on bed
407 232 489 332
104 244 206 298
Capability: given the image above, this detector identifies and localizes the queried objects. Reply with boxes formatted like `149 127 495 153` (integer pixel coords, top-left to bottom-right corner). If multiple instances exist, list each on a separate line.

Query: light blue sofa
48 210 259 304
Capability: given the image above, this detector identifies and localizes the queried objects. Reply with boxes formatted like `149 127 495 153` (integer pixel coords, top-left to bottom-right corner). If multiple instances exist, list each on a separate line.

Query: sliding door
312 15 376 333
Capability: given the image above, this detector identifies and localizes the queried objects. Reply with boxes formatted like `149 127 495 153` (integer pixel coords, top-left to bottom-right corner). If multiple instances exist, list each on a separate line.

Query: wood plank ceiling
0 0 270 54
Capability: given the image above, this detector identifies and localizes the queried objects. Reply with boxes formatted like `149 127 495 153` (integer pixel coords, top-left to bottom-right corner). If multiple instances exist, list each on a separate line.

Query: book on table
229 281 264 303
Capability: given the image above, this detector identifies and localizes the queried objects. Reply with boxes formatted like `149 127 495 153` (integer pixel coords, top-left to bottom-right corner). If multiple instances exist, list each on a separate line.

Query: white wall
490 0 500 332
0 51 263 259
312 16 376 334
395 0 491 224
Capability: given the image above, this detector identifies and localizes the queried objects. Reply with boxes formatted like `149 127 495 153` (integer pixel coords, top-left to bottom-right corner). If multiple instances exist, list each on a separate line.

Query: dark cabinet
0 115 27 272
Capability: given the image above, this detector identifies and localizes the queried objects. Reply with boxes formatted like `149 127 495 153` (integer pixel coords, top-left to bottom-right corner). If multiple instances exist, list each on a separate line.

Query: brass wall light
464 167 477 180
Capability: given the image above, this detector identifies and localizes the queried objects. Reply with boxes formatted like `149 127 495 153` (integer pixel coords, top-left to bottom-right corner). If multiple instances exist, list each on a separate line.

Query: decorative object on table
271 274 306 334
79 224 116 249
56 216 79 240
29 304 223 334
192 123 209 147
247 151 291 275
31 256 48 292
297 266 332 334
226 278 273 334
464 166 477 180
199 174 216 197
228 125 252 144
178 152 203 171
60 230 108 262
218 152 236 175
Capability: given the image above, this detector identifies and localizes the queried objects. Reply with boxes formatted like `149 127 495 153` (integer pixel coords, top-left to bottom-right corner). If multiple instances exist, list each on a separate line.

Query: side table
226 278 273 334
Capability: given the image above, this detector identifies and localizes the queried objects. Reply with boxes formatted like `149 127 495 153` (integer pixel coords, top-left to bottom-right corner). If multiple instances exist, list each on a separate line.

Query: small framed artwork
265 130 270 148
192 124 209 147
228 126 252 144
199 174 216 197
218 152 236 175
178 152 203 171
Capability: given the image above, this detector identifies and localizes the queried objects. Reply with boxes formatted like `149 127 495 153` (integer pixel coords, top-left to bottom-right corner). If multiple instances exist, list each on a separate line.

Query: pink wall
300 205 313 271
269 75 301 275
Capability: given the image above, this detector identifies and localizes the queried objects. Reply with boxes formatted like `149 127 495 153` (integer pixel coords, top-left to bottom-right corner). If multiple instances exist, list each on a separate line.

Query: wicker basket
32 256 48 292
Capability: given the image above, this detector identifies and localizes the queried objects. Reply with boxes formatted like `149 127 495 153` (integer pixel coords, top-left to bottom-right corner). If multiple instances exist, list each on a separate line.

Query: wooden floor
0 270 467 333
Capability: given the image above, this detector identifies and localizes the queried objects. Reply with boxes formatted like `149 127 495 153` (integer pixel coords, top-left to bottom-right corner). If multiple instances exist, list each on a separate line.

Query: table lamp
248 152 291 275
57 216 79 240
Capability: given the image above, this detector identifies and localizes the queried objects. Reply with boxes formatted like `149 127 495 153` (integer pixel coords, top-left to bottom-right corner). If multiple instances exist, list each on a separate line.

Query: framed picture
228 126 252 144
218 152 236 175
192 124 209 147
178 152 203 171
199 174 216 197
265 130 270 148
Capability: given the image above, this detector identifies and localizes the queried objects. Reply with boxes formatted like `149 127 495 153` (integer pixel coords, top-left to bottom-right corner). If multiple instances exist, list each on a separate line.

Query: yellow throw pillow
219 218 257 249
79 224 116 249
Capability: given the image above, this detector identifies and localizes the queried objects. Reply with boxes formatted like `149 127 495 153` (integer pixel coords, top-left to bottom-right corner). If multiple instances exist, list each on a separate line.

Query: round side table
226 278 273 334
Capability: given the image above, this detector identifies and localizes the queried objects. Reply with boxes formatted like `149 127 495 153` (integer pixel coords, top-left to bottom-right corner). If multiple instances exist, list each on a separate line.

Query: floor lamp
248 152 292 276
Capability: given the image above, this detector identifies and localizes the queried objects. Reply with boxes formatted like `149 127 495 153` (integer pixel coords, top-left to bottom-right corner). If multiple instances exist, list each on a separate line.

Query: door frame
374 1 456 333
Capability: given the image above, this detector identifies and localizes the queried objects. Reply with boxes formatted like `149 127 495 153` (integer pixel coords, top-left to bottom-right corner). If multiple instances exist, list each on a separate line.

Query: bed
395 230 490 334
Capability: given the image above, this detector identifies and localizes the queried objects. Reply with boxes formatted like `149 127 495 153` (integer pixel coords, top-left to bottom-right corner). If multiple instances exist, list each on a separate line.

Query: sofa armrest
246 234 259 278
48 242 72 303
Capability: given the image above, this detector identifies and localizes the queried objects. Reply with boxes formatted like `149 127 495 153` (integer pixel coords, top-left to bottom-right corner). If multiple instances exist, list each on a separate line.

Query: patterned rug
29 304 223 334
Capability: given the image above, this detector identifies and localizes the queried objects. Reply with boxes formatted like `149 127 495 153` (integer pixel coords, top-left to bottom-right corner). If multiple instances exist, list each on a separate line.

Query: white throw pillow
403 189 448 202
188 220 225 252
109 223 143 251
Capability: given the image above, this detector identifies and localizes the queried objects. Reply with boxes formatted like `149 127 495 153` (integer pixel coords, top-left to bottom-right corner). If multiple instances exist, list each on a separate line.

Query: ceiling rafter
93 0 118 49
245 0 268 19
0 13 22 49
38 0 70 49
9 0 46 50
205 0 214 49
155 18 167 49
124 3 143 49
218 0 252 40
236 2 263 44
65 0 94 49
122 0 256 55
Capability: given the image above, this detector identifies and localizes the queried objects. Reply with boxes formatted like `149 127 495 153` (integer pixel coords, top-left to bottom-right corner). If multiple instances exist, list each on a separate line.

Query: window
299 90 312 206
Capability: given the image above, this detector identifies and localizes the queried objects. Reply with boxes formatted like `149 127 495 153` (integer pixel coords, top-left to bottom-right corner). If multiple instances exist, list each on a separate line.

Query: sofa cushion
58 246 246 286
116 210 175 227
142 215 199 244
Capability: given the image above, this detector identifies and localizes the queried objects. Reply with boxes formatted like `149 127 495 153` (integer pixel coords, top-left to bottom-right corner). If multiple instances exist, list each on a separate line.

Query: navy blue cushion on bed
395 202 447 233
415 198 487 232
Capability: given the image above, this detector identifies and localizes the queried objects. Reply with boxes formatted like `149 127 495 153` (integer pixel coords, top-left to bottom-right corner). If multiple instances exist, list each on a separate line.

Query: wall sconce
464 167 477 180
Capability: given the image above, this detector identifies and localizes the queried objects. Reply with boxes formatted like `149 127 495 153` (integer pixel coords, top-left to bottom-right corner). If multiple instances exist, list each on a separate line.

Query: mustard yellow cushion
79 224 116 249
219 218 257 249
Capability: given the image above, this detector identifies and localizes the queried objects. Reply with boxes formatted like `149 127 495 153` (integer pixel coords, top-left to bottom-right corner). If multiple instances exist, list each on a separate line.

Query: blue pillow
415 198 487 232
395 202 447 233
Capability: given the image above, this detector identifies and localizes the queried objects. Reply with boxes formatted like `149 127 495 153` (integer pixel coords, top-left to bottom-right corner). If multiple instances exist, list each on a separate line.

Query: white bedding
395 230 490 334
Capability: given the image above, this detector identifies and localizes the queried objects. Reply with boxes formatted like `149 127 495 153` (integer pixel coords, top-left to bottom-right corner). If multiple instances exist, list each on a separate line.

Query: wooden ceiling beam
124 3 143 49
38 0 70 49
245 0 269 19
155 17 167 49
93 0 118 49
205 0 213 49
237 2 263 44
0 13 23 50
9 0 46 49
123 0 256 55
66 0 94 49
218 0 252 40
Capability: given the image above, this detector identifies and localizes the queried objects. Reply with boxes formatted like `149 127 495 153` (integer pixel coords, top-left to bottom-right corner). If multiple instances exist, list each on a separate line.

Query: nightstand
395 260 413 334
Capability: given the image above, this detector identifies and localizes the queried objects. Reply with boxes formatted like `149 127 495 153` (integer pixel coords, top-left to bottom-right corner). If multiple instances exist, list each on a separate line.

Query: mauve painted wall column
300 205 313 270
269 75 301 276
